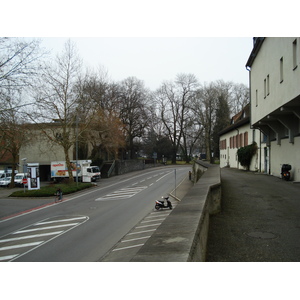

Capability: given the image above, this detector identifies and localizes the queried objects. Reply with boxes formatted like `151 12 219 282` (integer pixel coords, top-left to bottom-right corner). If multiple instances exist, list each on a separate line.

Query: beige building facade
246 37 300 181
18 127 74 180
219 105 267 172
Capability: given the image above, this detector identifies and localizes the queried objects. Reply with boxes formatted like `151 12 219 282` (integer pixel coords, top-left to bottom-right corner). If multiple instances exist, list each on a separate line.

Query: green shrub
237 142 258 170
10 182 94 197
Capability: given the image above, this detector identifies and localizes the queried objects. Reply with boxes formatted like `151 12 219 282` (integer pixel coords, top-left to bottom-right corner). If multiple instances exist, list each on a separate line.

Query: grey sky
41 37 253 90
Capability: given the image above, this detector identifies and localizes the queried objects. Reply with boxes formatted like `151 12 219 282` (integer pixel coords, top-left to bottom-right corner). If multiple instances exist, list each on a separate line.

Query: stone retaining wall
113 160 155 176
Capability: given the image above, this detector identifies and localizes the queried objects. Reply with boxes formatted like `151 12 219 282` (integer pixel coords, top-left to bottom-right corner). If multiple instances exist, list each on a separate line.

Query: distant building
246 37 300 181
219 104 267 171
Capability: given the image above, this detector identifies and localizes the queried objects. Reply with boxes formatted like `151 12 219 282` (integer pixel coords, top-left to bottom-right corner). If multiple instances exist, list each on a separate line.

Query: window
262 133 267 143
244 131 248 146
264 75 270 98
280 57 284 83
255 89 258 106
239 133 243 147
293 39 298 70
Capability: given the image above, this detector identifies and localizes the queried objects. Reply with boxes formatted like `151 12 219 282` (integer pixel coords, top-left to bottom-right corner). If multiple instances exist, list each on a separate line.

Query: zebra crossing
101 203 177 261
95 186 147 201
0 215 88 262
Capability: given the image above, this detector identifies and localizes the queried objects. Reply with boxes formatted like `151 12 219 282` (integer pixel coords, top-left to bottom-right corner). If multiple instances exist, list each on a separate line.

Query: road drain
246 231 277 239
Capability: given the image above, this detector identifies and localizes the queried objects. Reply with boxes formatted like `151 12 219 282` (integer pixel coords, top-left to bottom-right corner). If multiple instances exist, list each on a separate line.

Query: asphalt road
0 165 190 262
206 167 300 262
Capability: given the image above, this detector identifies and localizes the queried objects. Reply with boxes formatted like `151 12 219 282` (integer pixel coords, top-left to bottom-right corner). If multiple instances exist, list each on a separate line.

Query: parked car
0 177 12 187
14 173 28 187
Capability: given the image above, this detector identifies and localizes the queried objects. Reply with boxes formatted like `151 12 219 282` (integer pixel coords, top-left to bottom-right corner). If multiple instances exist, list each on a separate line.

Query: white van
0 171 12 179
14 173 28 187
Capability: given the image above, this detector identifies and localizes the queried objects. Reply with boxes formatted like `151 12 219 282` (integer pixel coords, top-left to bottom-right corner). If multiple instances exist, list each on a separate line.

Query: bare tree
118 77 150 159
230 83 249 116
32 40 86 182
0 38 43 92
0 38 44 186
78 69 126 161
0 90 32 187
155 73 199 163
192 80 232 163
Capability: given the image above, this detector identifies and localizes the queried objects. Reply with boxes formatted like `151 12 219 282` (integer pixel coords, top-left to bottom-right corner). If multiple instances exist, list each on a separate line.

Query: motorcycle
281 164 291 181
155 196 172 210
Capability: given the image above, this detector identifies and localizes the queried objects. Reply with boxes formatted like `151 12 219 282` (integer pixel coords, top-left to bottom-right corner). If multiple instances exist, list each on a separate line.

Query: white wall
220 124 267 172
251 37 300 125
270 136 300 181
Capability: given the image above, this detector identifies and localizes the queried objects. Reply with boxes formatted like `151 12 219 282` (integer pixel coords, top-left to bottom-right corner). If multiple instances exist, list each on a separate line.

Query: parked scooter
281 164 291 181
155 196 172 210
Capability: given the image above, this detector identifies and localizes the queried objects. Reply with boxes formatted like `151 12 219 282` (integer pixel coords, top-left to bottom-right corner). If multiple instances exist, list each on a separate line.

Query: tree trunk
65 148 74 182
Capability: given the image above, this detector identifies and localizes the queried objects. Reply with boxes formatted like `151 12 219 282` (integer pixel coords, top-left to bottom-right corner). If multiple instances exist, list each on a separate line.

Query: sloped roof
219 103 250 136
246 37 265 69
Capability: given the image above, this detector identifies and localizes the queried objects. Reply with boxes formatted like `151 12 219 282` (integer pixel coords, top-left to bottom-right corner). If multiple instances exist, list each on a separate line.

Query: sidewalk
206 167 300 262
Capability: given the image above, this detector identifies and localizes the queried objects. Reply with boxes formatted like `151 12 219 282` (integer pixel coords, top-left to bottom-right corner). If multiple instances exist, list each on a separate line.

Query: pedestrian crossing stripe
95 186 147 201
0 215 88 262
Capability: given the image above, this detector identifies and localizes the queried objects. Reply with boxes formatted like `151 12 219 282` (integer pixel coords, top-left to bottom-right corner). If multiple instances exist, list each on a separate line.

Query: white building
219 104 267 172
246 37 300 181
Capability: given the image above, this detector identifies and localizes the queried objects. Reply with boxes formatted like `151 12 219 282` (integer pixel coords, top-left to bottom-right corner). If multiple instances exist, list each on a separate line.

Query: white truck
51 160 100 182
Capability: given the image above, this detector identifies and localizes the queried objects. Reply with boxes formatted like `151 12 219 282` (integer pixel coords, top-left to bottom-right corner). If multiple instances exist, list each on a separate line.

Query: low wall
131 161 221 262
113 160 155 176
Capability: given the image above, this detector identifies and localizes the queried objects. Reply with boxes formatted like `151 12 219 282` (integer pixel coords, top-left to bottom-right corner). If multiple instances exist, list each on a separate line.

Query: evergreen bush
237 142 258 170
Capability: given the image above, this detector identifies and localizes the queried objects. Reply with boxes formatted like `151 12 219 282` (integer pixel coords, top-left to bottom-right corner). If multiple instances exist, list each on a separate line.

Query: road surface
0 165 190 262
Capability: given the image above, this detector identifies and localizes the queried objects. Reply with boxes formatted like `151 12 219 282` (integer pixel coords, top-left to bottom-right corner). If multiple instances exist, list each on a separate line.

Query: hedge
9 182 94 197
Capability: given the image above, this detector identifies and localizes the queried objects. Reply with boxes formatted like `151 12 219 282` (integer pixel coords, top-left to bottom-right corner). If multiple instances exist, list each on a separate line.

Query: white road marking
0 241 43 251
0 254 19 261
121 236 150 243
95 186 147 201
136 223 161 228
35 216 86 225
13 223 79 234
0 231 63 242
0 215 89 262
127 229 156 235
112 244 144 251
141 218 165 223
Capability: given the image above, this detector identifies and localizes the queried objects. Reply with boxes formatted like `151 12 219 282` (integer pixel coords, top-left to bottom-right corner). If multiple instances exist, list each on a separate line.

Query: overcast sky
4 0 296 93
40 37 253 90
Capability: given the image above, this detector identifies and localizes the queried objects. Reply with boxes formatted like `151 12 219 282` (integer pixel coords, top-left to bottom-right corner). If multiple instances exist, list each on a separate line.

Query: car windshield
1 177 11 181
15 175 23 179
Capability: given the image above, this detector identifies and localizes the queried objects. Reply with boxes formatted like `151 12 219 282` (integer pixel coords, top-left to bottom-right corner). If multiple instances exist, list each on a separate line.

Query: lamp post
76 115 78 187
